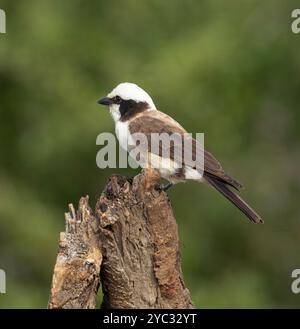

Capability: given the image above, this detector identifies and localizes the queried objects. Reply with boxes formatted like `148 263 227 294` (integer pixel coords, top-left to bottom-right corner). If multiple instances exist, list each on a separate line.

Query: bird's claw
127 176 134 184
155 183 173 192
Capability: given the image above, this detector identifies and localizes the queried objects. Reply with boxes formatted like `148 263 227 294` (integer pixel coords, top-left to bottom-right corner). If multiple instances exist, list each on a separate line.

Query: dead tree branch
48 169 194 309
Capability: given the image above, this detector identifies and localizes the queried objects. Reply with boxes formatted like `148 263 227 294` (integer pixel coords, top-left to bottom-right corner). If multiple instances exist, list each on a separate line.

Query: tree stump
48 169 194 309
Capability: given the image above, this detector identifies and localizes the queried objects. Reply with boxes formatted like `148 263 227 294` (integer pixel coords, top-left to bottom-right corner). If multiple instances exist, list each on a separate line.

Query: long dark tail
204 174 263 224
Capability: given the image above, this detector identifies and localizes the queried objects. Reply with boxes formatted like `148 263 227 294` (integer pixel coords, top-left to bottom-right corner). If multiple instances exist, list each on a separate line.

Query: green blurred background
0 0 300 308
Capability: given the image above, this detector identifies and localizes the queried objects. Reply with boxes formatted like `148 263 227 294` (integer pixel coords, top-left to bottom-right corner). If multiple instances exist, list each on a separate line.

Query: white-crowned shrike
98 82 262 224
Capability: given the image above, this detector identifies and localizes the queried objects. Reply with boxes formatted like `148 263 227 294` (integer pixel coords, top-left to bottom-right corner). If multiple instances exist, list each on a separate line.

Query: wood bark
48 169 194 309
48 198 102 309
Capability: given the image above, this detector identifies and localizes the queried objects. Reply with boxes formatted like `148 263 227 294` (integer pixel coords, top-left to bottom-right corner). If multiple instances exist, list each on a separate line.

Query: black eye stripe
119 100 149 122
114 96 122 104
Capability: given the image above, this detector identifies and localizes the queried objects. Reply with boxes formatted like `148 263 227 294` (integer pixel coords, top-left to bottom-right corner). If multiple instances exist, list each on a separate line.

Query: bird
97 82 263 224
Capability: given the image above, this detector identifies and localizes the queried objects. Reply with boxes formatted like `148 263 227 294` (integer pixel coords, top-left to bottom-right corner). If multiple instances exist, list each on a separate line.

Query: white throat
109 104 121 123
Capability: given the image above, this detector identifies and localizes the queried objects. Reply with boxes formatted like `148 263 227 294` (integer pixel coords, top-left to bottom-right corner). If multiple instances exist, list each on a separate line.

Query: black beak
97 97 113 106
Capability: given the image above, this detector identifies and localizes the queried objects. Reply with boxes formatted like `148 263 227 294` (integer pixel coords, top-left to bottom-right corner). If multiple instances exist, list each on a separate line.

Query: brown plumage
128 110 263 224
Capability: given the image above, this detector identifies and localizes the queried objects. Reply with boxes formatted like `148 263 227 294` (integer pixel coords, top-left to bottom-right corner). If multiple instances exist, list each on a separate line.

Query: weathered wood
48 169 194 309
48 198 102 309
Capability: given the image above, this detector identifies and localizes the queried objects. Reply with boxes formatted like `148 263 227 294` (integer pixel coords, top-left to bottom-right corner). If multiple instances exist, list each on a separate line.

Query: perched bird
98 82 263 224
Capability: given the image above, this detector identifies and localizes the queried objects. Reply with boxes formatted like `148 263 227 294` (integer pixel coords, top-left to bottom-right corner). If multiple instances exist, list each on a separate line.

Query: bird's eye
115 96 122 104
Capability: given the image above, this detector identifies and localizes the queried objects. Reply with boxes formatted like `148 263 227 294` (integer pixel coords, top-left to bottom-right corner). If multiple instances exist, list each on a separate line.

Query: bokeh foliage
0 0 300 308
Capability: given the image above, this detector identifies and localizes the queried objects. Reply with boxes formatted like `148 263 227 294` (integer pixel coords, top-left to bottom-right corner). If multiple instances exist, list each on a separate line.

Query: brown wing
129 110 242 190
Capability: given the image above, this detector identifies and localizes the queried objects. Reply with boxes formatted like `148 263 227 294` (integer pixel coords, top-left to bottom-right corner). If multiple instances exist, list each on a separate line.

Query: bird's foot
127 176 134 184
155 183 173 192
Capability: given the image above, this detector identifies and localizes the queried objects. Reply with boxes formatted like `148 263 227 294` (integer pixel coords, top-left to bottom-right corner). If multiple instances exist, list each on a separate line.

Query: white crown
108 83 156 109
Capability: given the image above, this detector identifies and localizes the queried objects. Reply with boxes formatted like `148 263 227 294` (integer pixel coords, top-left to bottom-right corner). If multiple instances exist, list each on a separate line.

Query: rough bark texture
48 169 194 309
48 198 102 309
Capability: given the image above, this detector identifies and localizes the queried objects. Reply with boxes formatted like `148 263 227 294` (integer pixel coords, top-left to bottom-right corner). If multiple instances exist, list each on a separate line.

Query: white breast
115 121 132 151
147 152 179 179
